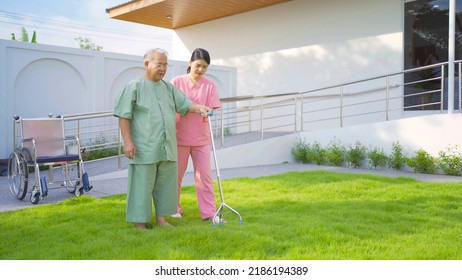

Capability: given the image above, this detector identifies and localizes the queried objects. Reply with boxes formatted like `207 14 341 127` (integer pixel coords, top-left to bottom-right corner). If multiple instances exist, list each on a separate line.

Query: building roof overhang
106 0 291 29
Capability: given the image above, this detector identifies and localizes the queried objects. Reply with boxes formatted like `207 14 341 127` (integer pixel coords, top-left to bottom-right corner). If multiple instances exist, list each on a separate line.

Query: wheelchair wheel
74 183 84 197
30 191 40 204
61 163 79 193
7 152 28 200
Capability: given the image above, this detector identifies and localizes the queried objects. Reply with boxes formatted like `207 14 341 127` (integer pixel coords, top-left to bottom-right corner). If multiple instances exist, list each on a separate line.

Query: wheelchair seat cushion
36 154 80 164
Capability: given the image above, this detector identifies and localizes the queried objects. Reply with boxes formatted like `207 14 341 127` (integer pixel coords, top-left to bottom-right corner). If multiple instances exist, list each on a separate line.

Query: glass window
403 0 462 110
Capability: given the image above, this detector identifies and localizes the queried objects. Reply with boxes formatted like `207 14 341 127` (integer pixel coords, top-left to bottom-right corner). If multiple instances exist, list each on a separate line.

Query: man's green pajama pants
126 161 178 223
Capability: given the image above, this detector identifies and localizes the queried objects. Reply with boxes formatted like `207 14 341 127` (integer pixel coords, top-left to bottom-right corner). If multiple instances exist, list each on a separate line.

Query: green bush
345 141 367 168
324 139 345 167
368 146 388 169
388 141 407 170
82 147 119 161
291 138 309 163
306 141 325 165
437 145 462 176
406 148 438 174
291 138 462 177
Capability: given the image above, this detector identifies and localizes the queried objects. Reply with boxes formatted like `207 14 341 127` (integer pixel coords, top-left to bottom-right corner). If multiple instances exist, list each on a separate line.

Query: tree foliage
11 27 37 43
74 37 103 51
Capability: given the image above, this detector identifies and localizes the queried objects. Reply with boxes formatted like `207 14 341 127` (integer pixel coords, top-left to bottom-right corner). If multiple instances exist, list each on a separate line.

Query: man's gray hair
143 48 169 62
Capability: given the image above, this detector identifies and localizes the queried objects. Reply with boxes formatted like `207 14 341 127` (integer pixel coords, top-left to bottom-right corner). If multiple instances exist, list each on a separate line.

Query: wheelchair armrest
21 137 34 143
64 135 81 156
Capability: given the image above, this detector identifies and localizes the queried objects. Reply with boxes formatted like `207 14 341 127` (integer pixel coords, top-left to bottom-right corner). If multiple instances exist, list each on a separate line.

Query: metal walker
207 113 243 227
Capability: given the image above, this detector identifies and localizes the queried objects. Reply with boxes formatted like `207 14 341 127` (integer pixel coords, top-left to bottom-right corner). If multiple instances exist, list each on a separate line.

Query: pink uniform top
172 75 221 146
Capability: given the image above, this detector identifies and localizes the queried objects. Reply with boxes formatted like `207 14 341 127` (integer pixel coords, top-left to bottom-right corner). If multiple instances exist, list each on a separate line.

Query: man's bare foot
156 216 173 227
134 223 148 230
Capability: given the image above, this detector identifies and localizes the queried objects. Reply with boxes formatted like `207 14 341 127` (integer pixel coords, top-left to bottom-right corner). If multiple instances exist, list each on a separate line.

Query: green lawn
1 171 461 260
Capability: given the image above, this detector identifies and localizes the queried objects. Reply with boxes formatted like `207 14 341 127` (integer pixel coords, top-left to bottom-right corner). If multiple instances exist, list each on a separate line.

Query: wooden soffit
106 0 291 29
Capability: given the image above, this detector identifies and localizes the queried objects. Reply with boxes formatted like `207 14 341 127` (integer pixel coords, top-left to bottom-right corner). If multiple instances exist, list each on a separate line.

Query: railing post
340 85 344 127
221 108 225 148
77 119 81 147
300 94 304 131
117 127 122 170
459 62 461 113
248 100 252 133
386 76 390 121
294 96 297 132
13 119 17 150
260 98 264 140
440 65 445 113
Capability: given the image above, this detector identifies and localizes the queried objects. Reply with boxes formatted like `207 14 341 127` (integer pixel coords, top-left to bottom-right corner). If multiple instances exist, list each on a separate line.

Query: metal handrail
12 61 462 170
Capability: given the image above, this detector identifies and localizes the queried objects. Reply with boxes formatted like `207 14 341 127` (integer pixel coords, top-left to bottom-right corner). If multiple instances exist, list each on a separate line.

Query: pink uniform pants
177 144 216 219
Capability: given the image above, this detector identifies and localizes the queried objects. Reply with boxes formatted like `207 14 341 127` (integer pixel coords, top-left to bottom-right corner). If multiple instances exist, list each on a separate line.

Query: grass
0 170 461 260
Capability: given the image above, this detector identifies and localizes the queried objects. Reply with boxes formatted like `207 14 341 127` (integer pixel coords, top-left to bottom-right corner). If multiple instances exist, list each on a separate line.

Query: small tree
291 138 308 163
437 145 462 176
20 27 29 42
31 31 37 43
75 37 103 51
345 141 367 168
406 148 438 174
324 138 345 167
388 141 406 170
11 27 37 43
368 146 388 169
306 141 325 165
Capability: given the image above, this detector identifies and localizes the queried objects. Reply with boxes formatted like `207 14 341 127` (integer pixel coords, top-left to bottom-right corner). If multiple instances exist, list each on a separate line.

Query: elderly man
114 48 210 230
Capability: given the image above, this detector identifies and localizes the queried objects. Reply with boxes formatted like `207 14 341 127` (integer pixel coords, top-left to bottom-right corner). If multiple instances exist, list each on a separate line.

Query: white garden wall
0 39 236 160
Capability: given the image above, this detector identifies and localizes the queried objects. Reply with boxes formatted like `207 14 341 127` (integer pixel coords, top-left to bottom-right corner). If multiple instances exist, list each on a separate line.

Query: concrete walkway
1 156 462 213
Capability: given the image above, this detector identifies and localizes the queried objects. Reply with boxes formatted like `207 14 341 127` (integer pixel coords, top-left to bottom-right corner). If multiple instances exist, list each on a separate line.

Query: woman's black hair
187 48 211 73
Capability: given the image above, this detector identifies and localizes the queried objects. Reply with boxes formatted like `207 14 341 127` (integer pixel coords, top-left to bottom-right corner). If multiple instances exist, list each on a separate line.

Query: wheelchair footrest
82 172 93 192
40 176 48 197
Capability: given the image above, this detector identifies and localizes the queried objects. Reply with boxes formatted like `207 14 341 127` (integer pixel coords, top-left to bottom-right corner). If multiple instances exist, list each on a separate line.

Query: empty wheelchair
7 115 92 204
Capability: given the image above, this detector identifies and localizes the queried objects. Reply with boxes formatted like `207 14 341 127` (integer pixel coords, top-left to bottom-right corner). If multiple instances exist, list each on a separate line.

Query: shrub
345 141 367 168
324 139 345 166
406 148 438 174
388 141 406 170
291 138 309 163
82 147 119 161
438 145 462 176
368 146 388 169
306 141 325 165
290 139 462 177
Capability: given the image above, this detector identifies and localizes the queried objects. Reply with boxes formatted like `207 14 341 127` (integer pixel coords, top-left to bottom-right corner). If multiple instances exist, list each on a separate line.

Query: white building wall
168 0 462 172
213 114 462 171
172 0 402 97
0 39 236 160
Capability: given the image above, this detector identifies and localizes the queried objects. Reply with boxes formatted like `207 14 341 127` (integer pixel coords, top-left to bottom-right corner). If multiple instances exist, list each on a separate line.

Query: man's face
145 52 168 82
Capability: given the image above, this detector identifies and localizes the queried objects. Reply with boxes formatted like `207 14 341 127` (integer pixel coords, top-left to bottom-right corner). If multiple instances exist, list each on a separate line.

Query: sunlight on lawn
1 171 461 260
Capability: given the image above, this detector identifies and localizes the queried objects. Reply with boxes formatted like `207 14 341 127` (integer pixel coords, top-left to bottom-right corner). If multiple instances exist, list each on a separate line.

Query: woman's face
189 59 209 79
